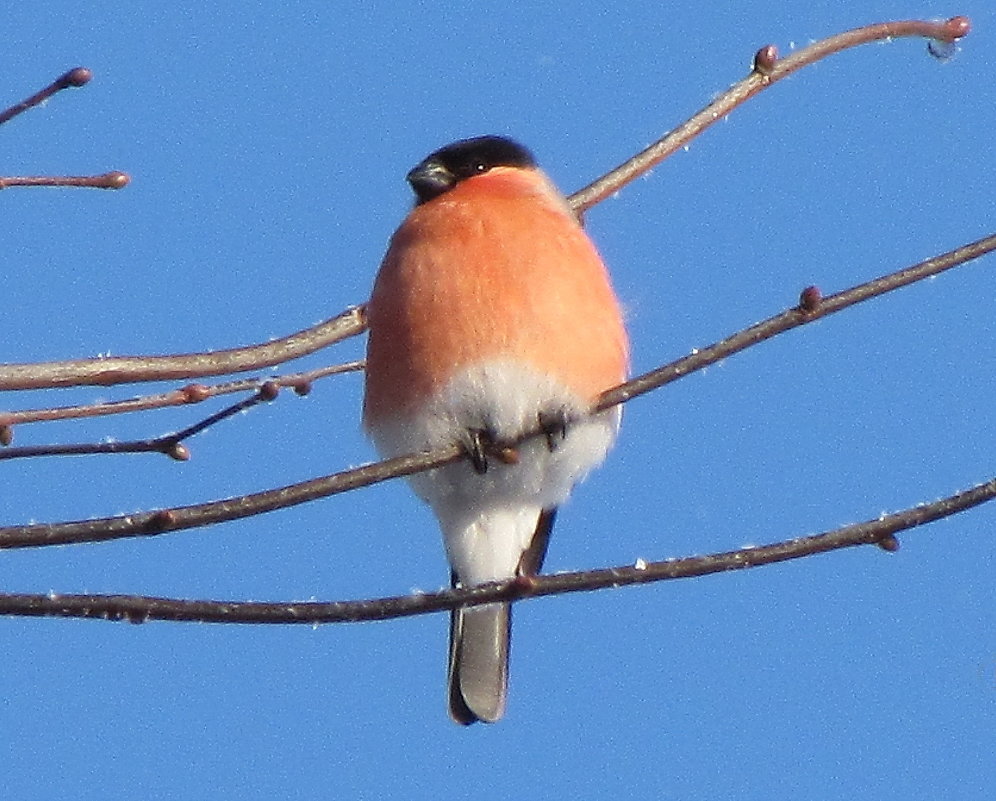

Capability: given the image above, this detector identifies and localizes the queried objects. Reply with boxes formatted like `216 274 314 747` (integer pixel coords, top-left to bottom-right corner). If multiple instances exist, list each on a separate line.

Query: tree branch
0 306 366 391
1 230 991 549
1 17 990 630
0 67 92 126
568 16 971 213
0 361 363 450
0 67 130 190
0 172 129 190
1 473 991 624
598 232 996 411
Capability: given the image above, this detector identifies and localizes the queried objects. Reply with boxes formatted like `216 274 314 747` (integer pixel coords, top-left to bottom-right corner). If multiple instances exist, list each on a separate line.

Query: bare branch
0 67 92 126
1 473 991 624
0 361 363 432
0 68 130 190
0 172 130 190
598 231 996 411
0 382 282 462
568 17 971 214
2 231 991 549
0 306 366 391
0 19 989 630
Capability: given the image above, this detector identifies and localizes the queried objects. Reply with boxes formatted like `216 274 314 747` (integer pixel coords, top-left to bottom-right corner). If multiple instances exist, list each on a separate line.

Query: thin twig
0 307 367 391
598 231 996 411
0 69 130 191
0 67 92 126
0 383 282 461
0 172 129 190
0 361 363 431
0 474 991 624
568 17 971 214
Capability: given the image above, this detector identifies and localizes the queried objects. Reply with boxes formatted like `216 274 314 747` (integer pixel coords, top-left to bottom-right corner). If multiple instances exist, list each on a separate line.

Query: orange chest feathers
364 177 628 422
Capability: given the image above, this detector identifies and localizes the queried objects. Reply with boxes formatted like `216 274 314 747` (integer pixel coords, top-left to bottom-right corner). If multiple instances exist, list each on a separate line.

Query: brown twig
0 67 92 126
568 16 971 214
0 68 131 190
0 382 285 462
597 231 996 411
0 359 355 459
0 172 130 190
2 230 991 550
0 361 363 434
0 306 367 391
0 473 992 624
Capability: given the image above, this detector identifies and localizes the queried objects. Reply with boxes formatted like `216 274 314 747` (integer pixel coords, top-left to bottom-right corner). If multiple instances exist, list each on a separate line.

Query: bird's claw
538 410 569 452
464 428 522 474
465 428 492 474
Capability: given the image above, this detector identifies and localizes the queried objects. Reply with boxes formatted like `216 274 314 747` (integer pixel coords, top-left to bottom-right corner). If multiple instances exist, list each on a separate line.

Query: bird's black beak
407 159 455 204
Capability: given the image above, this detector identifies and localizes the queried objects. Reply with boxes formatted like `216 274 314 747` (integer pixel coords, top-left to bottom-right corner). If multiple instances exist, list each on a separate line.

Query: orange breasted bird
363 136 628 724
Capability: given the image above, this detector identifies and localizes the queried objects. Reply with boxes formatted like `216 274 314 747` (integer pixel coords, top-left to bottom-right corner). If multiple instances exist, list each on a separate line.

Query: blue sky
3 3 994 800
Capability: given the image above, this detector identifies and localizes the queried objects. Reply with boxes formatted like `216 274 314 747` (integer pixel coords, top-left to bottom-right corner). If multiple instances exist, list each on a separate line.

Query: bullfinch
363 135 628 724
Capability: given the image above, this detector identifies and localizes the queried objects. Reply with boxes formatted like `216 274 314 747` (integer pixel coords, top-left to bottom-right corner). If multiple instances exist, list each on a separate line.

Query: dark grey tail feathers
448 601 510 724
446 507 559 724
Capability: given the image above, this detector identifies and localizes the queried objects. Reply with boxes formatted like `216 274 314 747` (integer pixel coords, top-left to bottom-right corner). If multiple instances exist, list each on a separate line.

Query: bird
363 135 628 724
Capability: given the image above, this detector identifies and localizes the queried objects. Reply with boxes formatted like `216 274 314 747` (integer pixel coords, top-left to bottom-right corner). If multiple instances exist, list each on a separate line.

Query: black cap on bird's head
407 135 537 204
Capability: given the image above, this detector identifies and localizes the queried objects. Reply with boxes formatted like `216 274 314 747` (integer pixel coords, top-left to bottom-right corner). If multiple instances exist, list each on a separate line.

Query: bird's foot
538 409 570 452
465 411 569 474
464 428 519 474
465 428 492 474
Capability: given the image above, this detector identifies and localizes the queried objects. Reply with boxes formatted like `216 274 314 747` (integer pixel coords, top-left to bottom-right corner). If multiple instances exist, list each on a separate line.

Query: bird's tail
445 508 557 724
447 601 510 725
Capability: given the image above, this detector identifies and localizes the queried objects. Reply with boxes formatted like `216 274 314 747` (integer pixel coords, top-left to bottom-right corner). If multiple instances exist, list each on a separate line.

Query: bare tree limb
568 16 971 213
0 361 363 441
0 172 129 190
1 230 991 550
0 18 990 631
1 473 991 624
598 232 996 411
0 67 130 190
0 67 92 125
0 382 282 462
0 307 366 391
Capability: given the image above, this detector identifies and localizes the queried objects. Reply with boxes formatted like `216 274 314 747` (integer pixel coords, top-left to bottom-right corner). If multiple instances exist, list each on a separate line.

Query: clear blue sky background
3 3 993 800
